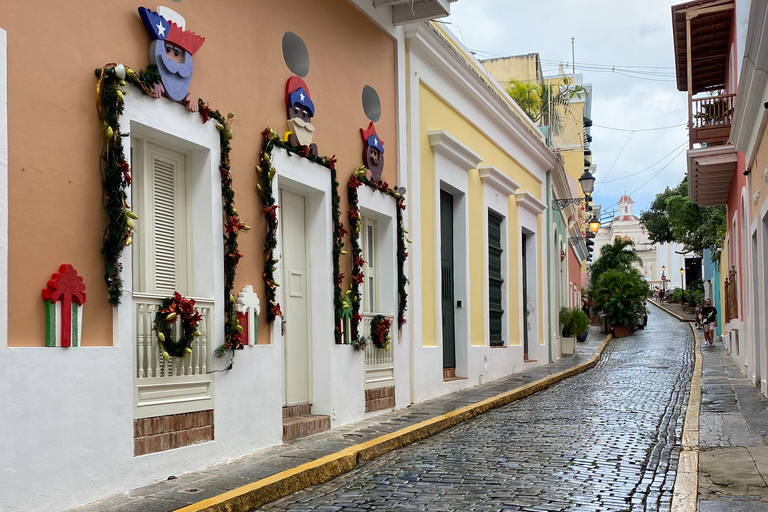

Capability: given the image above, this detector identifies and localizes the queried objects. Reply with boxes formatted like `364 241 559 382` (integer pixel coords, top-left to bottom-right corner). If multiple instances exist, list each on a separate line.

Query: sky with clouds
444 0 689 217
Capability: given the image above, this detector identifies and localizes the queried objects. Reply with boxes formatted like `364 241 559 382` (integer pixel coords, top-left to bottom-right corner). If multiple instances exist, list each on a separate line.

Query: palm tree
504 75 587 140
588 237 642 290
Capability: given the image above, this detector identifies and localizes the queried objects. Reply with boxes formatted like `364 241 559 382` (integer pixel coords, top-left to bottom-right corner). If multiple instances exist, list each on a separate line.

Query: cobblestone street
262 311 694 512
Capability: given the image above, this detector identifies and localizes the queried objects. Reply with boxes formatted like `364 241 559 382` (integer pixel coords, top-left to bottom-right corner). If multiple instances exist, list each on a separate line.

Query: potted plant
591 269 649 338
559 307 589 355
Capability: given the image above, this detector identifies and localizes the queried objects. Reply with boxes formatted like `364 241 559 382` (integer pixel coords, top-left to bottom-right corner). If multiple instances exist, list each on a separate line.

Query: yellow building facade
406 23 561 402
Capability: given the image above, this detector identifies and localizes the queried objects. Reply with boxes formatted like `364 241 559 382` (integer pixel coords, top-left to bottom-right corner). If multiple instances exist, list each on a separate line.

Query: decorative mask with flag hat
284 76 318 156
138 6 205 110
361 122 384 181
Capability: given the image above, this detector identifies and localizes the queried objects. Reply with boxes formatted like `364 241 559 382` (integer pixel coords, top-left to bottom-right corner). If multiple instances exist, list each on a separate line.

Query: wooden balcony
690 93 735 147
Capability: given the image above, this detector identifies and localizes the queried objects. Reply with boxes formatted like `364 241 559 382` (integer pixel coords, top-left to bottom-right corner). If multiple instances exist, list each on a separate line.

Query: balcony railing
690 93 735 148
135 295 214 378
362 313 395 389
723 267 738 324
133 294 216 419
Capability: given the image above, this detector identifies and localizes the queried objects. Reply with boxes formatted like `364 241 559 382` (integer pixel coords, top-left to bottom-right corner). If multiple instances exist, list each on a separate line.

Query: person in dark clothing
699 298 718 345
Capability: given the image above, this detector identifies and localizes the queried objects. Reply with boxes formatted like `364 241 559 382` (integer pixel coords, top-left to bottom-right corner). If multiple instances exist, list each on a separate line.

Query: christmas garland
369 314 392 351
154 292 202 359
347 166 409 350
96 63 246 357
257 129 345 343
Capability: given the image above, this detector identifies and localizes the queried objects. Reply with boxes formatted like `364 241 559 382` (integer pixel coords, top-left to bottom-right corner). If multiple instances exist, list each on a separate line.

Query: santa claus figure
138 6 205 112
284 76 318 156
361 122 384 181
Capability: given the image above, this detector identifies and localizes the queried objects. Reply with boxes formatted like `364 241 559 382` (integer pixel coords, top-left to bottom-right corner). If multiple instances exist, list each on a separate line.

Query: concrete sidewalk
648 298 697 322
69 328 608 512
697 328 768 511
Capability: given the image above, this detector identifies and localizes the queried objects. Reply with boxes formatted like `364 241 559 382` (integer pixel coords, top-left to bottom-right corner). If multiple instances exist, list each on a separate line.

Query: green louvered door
488 213 504 346
440 190 456 369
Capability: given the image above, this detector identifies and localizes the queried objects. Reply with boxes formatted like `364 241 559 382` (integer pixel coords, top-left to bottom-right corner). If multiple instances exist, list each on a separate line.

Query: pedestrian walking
700 298 718 345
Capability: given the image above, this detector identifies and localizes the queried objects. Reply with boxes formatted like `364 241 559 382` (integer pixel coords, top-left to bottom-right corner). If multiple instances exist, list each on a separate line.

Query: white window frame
119 89 223 420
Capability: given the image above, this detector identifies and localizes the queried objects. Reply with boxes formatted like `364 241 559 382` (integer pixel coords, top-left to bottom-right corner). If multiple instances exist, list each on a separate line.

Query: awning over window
686 144 737 206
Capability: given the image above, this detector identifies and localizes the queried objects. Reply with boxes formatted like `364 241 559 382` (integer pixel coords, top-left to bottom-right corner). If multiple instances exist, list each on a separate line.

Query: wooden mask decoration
361 122 384 181
138 6 205 104
285 76 316 149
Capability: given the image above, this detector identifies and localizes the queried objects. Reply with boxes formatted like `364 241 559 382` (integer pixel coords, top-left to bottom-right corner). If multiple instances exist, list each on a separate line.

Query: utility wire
592 122 687 132
600 141 688 184
600 147 687 210
594 132 634 193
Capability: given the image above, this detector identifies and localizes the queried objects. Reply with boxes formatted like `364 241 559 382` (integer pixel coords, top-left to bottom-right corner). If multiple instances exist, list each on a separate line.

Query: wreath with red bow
154 292 203 359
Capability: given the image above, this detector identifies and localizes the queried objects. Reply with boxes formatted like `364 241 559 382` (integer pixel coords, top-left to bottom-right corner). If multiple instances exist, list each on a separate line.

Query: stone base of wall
134 410 214 456
365 386 395 412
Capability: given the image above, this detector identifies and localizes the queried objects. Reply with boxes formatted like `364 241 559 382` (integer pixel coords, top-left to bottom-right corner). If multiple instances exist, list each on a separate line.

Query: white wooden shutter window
153 156 179 293
132 140 189 296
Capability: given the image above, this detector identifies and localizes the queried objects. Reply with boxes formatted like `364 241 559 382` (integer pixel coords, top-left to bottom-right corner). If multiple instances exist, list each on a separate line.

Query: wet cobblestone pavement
261 312 694 512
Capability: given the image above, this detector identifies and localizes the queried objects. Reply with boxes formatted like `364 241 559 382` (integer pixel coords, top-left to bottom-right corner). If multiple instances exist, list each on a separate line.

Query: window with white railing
357 199 396 390
130 137 215 419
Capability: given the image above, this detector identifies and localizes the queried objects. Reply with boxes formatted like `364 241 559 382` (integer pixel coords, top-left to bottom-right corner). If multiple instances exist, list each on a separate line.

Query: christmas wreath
154 292 202 359
370 314 392 351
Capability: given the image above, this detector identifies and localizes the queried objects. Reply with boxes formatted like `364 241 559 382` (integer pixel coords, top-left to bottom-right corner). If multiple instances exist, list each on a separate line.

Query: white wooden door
280 190 310 405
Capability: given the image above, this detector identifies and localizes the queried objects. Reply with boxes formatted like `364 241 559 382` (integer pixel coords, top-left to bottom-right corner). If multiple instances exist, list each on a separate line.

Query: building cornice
428 130 483 170
407 22 559 183
478 165 520 196
515 190 547 215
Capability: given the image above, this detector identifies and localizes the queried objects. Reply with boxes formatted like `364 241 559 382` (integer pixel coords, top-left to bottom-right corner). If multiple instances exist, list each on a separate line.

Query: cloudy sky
445 0 689 217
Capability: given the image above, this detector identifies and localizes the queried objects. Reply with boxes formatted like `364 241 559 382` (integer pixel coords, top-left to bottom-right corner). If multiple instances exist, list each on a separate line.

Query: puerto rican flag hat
361 122 384 153
138 6 205 55
285 76 316 117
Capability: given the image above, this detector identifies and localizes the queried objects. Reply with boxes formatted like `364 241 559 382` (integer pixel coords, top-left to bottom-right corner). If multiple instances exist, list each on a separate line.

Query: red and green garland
154 292 202 359
347 166 409 350
257 129 346 342
96 63 247 357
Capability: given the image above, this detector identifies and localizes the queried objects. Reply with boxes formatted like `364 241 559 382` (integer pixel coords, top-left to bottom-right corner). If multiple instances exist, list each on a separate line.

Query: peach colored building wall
4 0 397 346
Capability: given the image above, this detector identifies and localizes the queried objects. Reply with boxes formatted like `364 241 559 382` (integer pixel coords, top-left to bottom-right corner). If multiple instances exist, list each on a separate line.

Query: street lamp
553 169 596 210
661 265 666 293
578 169 595 195
680 267 685 291
588 215 600 234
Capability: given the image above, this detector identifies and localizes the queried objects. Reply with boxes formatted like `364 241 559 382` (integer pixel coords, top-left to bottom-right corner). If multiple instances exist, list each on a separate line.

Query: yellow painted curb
671 323 702 512
648 299 689 323
175 334 612 512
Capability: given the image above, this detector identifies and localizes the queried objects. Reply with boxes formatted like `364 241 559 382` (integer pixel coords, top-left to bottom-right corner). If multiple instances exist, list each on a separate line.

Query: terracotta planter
613 325 632 338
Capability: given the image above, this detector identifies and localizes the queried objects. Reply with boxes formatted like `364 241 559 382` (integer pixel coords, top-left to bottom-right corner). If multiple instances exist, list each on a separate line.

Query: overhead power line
594 132 634 193
592 122 687 133
600 141 688 184
600 146 687 210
